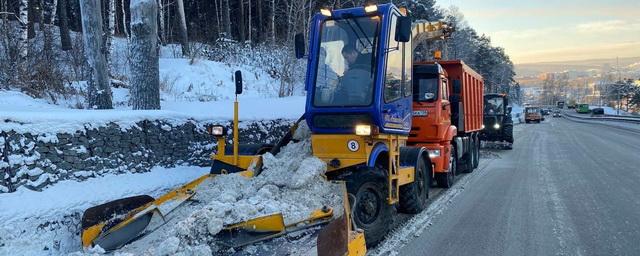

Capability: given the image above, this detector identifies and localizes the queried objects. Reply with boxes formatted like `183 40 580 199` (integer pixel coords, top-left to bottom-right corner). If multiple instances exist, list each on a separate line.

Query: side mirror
507 106 512 114
294 33 305 59
234 70 243 95
395 16 412 42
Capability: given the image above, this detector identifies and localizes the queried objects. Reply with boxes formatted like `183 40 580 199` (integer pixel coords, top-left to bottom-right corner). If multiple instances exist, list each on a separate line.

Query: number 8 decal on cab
347 140 360 152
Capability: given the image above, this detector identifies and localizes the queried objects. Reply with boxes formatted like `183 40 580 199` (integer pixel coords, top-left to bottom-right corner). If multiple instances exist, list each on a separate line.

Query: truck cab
408 60 484 188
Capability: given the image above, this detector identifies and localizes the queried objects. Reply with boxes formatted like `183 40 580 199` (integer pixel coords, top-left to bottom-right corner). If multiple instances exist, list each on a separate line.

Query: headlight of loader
493 123 500 130
355 124 371 136
481 124 485 129
428 149 441 158
207 125 226 136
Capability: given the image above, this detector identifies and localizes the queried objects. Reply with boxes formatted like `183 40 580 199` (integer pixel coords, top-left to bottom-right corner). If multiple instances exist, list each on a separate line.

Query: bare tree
121 0 129 38
27 0 35 39
80 0 112 109
105 0 115 75
247 0 251 42
42 0 57 57
18 0 28 59
175 0 189 55
237 0 245 42
270 0 275 43
130 0 160 109
157 0 165 44
223 0 230 38
58 0 72 50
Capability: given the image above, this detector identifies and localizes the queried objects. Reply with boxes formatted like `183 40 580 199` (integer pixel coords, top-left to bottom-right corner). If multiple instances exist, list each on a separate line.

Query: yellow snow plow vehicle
81 3 452 254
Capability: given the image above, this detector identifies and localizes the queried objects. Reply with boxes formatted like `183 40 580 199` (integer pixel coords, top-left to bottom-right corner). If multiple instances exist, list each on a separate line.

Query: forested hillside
0 0 520 107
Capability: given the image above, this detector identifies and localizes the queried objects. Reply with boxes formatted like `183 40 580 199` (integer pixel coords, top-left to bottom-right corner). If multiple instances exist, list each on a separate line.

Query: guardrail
562 111 640 124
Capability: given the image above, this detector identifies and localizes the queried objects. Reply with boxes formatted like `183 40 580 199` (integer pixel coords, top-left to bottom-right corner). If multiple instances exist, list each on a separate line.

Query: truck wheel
399 156 430 214
436 146 456 188
472 136 480 168
347 169 394 247
463 139 474 173
504 125 514 144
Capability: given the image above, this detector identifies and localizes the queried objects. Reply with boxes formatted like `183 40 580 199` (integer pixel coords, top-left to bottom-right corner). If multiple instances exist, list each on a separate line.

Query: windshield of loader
313 16 380 107
485 97 505 115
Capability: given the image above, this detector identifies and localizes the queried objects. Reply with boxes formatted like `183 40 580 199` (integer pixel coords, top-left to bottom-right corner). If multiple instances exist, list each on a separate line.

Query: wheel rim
356 186 380 225
416 163 425 196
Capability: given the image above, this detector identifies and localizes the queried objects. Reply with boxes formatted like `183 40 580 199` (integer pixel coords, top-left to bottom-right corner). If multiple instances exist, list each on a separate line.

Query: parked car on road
591 107 605 116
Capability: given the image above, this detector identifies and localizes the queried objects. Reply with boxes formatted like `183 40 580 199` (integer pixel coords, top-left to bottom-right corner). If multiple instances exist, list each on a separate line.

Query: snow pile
118 123 343 255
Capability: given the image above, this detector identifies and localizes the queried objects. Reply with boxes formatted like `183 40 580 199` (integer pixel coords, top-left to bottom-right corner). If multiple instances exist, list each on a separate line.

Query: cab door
440 76 452 126
381 12 412 133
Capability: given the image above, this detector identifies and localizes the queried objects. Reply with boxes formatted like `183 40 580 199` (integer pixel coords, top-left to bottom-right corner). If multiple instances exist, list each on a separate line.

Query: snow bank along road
386 117 640 255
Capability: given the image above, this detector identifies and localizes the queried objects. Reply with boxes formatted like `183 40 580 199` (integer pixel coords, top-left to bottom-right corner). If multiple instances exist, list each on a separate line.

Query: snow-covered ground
0 89 304 134
0 166 209 255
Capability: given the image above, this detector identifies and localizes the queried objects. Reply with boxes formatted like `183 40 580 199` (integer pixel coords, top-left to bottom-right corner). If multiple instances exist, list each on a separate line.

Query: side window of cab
384 14 403 102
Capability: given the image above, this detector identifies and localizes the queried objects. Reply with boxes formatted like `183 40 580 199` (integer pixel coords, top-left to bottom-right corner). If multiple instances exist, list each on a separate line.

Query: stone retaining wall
0 119 293 193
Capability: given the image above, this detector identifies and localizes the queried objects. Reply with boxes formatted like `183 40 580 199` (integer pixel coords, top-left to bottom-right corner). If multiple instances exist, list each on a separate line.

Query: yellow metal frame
311 133 415 205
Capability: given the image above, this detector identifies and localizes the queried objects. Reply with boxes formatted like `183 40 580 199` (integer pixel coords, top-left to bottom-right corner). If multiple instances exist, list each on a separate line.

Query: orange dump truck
408 60 484 188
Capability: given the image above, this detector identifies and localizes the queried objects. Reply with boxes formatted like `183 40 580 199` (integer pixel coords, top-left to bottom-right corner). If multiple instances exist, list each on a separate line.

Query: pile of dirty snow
117 123 343 255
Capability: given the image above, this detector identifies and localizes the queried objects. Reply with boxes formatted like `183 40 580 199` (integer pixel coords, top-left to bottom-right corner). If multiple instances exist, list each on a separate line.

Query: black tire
436 145 456 188
399 156 431 214
462 138 474 173
472 135 480 168
346 169 394 247
503 125 514 144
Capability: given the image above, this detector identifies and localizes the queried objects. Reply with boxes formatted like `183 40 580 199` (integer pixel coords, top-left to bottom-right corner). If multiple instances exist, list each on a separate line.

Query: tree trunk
105 0 115 75
222 0 231 38
58 0 72 50
256 0 262 42
130 0 160 109
213 0 220 38
42 0 57 58
27 0 35 39
175 0 189 56
247 0 251 42
270 0 275 43
18 0 29 59
238 0 245 42
121 0 129 38
80 0 112 109
157 0 165 44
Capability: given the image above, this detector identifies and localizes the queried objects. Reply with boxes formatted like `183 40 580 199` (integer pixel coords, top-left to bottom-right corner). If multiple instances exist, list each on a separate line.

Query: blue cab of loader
80 3 443 255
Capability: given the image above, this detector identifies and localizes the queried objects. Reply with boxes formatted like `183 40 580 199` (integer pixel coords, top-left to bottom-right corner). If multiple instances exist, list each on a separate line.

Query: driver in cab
334 45 373 105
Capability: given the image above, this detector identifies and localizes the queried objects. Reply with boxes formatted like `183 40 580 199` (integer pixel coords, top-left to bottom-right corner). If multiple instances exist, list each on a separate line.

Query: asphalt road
397 117 640 256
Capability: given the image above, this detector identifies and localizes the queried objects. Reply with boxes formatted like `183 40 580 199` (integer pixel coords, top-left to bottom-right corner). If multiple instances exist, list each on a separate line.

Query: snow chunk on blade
117 124 344 255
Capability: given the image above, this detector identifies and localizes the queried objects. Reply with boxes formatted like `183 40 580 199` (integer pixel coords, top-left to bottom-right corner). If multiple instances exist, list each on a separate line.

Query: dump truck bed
438 60 484 134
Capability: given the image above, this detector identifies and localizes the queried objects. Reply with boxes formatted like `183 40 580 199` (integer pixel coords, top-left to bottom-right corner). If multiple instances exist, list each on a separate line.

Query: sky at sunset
441 0 640 64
